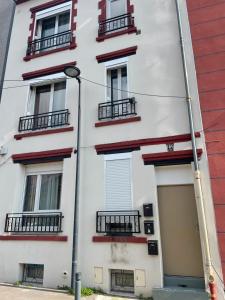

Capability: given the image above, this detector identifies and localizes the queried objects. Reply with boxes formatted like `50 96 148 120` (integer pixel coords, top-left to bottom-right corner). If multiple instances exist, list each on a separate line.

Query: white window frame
26 73 67 116
22 164 63 213
105 57 129 102
104 152 134 210
107 0 127 19
33 2 72 40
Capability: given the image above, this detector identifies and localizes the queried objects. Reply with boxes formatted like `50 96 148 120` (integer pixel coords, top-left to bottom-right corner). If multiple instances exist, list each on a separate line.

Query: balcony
18 109 69 132
4 212 63 233
98 98 137 121
98 13 135 36
96 210 141 235
26 30 73 56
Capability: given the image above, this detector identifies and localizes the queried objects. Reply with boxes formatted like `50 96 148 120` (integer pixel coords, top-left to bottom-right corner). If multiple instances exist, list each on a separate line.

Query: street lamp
64 66 81 300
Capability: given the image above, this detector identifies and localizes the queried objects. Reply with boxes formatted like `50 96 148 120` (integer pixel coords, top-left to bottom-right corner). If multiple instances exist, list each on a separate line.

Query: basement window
111 269 134 293
22 264 44 285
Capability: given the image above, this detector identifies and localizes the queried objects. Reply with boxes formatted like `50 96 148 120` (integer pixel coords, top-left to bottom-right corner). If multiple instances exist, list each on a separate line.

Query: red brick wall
186 0 225 280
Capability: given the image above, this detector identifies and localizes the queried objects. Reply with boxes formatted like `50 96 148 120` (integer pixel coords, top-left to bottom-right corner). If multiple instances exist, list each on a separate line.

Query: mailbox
144 221 154 234
148 240 158 255
143 203 153 217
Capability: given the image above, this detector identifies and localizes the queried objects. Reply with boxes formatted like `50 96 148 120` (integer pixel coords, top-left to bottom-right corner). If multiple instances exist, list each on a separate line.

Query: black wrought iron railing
18 109 69 132
96 210 141 235
26 30 72 55
5 212 63 233
98 98 136 120
98 13 134 35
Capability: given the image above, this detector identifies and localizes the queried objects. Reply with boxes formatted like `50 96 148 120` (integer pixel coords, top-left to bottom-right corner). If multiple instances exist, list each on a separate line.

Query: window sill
14 126 74 140
96 26 137 42
23 42 77 61
95 116 141 127
0 235 68 242
92 236 147 243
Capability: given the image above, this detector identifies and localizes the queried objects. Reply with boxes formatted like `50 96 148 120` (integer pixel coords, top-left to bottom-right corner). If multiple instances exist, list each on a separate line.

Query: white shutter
109 0 127 18
105 157 132 211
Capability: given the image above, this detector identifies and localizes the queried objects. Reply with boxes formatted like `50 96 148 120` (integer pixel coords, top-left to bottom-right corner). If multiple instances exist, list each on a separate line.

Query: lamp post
64 66 81 300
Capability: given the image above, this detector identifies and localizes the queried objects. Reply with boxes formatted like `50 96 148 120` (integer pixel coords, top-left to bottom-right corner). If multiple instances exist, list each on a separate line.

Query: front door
157 185 204 288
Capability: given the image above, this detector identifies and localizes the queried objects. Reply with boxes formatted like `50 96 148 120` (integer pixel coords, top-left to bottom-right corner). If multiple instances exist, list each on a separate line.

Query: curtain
23 175 37 212
58 12 70 33
52 81 66 111
39 174 62 210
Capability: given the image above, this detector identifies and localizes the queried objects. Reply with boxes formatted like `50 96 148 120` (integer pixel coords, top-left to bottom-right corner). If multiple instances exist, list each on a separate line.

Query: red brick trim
23 44 77 61
22 62 76 80
0 235 68 242
96 46 138 63
95 132 201 154
95 116 141 127
97 0 136 42
25 0 77 61
92 236 147 243
142 149 203 166
12 148 73 164
14 126 74 140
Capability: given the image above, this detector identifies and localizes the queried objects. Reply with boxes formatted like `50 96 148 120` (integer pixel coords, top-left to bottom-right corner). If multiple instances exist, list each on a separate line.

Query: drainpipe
175 0 216 298
0 0 16 102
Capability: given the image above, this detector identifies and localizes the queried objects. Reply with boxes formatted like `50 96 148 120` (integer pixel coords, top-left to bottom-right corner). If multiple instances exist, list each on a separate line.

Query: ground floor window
111 269 134 293
22 264 44 285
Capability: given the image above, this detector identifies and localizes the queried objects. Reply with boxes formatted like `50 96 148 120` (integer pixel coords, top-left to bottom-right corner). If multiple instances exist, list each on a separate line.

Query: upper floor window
18 80 69 132
107 66 128 101
107 0 127 19
26 1 73 57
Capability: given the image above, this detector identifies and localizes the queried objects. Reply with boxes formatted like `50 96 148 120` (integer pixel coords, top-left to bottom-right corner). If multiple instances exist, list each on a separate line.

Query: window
107 65 128 101
107 0 127 18
111 269 134 293
104 153 132 211
22 264 44 285
23 173 62 212
19 80 69 132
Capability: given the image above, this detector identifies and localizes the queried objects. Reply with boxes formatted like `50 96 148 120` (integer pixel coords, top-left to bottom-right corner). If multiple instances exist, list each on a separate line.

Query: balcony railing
26 30 73 55
98 13 134 35
98 98 136 120
96 210 141 235
18 109 69 132
5 212 63 233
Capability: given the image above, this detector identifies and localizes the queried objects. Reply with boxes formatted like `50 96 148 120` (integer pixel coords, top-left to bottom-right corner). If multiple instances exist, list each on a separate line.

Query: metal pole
175 0 214 288
71 77 81 300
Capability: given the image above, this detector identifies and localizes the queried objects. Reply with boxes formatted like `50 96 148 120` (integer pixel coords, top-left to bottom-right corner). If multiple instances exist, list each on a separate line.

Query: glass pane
110 0 126 18
23 175 37 212
39 174 62 210
34 85 51 115
58 12 70 33
121 67 128 99
41 16 56 38
52 81 66 111
111 69 118 101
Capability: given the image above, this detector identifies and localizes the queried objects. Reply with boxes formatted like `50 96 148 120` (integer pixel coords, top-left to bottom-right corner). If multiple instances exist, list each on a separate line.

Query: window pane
111 69 118 101
58 12 70 33
39 174 62 210
41 16 56 38
52 81 66 111
121 67 128 99
110 0 126 18
35 85 51 115
23 176 37 212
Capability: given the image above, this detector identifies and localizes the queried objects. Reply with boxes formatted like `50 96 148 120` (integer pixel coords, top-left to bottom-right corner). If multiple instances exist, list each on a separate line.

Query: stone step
152 287 209 300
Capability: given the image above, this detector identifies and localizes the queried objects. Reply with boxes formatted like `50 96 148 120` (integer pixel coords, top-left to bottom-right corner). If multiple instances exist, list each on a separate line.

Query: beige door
157 185 204 278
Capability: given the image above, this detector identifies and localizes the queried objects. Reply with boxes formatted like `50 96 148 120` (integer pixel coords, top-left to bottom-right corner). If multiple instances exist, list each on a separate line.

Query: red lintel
12 148 73 164
0 235 68 242
95 132 201 154
96 46 138 63
22 61 76 80
92 236 147 243
14 126 74 140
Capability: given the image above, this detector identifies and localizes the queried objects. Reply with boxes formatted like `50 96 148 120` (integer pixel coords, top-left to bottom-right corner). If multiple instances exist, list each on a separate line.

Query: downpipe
175 1 216 299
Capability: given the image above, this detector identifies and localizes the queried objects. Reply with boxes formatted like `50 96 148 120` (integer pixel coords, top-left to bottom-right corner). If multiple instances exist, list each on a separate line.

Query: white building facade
0 0 224 299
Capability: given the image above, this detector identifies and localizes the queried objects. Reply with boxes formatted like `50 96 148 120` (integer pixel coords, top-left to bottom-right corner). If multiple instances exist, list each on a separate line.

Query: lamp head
64 66 81 78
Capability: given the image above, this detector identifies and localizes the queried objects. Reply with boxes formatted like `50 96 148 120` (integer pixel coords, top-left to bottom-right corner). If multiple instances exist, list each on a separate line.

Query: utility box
148 240 158 255
144 221 154 234
143 203 153 217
